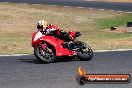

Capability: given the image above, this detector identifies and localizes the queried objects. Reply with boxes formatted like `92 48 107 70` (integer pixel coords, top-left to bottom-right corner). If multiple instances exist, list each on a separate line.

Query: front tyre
76 42 93 61
34 44 55 64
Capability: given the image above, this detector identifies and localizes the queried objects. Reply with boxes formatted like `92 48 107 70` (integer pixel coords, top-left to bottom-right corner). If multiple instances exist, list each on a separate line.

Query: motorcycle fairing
32 31 76 56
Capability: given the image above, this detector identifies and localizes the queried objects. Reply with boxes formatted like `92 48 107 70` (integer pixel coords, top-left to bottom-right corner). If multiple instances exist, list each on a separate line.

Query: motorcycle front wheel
75 41 93 61
34 44 55 64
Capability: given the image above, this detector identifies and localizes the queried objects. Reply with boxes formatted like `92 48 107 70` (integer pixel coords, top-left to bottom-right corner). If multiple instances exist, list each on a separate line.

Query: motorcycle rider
37 20 73 48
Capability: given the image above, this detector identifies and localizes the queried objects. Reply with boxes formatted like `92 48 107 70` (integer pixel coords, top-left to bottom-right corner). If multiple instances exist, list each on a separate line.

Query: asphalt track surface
0 0 132 12
0 51 132 88
0 1 132 87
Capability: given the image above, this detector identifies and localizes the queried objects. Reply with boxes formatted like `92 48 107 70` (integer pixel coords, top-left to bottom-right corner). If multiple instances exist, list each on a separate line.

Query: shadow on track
19 56 80 64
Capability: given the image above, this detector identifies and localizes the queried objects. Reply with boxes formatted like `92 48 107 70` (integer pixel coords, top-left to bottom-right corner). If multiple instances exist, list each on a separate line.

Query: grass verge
0 2 132 54
97 14 132 29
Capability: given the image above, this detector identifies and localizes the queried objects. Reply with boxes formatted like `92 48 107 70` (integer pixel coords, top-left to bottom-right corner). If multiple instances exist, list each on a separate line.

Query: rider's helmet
37 20 47 31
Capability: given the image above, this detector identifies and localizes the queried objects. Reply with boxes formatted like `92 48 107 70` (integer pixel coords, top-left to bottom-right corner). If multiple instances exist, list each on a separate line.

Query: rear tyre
34 44 55 64
76 42 93 61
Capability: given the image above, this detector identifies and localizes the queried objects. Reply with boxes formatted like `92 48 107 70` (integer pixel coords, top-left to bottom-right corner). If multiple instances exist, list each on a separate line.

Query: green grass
97 14 132 29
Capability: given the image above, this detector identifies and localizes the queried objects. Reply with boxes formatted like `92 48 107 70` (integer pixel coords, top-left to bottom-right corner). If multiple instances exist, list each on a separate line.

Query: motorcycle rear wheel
34 44 55 63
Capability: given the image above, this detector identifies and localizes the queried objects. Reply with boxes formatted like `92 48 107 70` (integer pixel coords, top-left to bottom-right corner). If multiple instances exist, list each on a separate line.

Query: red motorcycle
32 30 93 63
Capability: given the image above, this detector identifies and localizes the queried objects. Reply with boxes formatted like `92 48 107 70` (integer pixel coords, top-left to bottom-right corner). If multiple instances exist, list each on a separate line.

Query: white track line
95 49 132 52
64 6 70 8
88 8 94 10
99 9 105 11
109 10 114 12
117 11 123 13
0 49 132 56
77 7 84 9
0 54 30 57
50 5 132 13
125 12 132 14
